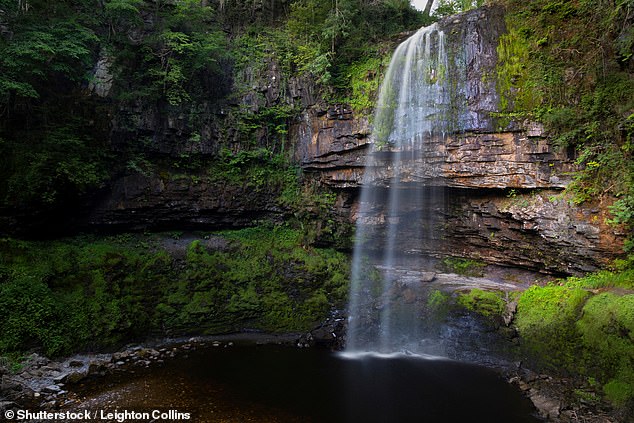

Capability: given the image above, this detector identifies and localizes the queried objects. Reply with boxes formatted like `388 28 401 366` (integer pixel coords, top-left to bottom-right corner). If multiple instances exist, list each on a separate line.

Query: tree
107 0 229 106
423 0 434 16
103 0 143 38
322 0 353 53
0 1 98 113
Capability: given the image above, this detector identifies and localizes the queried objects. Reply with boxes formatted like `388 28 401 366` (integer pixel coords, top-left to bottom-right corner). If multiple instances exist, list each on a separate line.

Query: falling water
346 23 453 355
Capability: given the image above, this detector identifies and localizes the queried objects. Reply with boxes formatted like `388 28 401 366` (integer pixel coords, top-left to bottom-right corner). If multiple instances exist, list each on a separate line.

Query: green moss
514 265 634 409
338 52 391 115
498 0 634 245
0 229 350 356
604 377 634 407
566 268 634 290
424 289 451 322
577 292 634 406
457 289 505 318
496 26 541 115
440 257 486 277
427 289 450 310
515 284 590 370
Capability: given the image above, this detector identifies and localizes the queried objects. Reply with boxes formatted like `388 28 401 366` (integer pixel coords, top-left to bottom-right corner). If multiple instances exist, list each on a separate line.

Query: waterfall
345 23 453 355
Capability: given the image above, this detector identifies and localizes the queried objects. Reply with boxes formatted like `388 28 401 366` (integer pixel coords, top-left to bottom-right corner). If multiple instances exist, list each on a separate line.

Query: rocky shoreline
504 367 620 422
0 334 300 416
0 331 623 423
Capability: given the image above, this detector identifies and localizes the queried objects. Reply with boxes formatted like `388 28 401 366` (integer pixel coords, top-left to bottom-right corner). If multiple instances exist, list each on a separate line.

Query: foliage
282 0 426 101
3 122 111 205
107 0 229 106
433 0 486 18
0 229 349 356
205 147 298 196
0 1 99 106
497 0 634 248
565 267 634 290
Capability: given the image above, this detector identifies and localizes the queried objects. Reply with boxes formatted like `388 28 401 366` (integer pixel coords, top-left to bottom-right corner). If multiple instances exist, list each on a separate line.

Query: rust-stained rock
299 127 575 190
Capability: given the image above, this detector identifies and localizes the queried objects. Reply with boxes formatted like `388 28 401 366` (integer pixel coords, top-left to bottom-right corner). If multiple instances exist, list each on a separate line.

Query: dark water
70 346 541 423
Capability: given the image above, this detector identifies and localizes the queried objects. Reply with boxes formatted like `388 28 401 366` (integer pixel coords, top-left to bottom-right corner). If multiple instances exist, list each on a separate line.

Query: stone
52 372 68 385
64 370 87 384
41 385 61 394
401 288 417 304
354 188 622 274
41 365 61 372
0 400 15 412
87 173 285 231
67 360 83 368
88 362 106 375
503 299 518 326
88 50 114 97
420 272 436 282
0 379 22 392
113 351 132 361
529 391 561 419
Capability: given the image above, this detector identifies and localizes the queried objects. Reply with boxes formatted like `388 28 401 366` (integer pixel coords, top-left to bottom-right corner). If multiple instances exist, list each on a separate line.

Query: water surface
69 345 541 423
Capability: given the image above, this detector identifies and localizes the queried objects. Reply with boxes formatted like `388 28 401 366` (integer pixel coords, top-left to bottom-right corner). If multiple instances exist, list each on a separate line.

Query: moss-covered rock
457 288 506 319
0 227 349 357
515 284 590 370
513 270 634 410
578 292 634 406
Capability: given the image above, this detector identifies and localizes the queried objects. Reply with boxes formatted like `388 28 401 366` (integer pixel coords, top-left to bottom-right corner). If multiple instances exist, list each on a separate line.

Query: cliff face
86 173 286 231
294 6 625 274
2 4 623 274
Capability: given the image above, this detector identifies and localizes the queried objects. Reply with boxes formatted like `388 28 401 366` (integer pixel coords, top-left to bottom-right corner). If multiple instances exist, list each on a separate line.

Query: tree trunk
423 0 434 16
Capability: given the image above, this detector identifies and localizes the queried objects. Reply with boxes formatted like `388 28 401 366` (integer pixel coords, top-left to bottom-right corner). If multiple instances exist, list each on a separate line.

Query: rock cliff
294 6 625 274
6 5 621 274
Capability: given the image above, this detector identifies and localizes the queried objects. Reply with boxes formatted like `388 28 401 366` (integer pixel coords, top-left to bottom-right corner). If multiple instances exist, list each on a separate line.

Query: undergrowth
0 228 349 357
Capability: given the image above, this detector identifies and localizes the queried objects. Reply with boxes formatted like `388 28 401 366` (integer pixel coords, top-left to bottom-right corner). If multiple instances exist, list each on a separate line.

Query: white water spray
346 23 453 355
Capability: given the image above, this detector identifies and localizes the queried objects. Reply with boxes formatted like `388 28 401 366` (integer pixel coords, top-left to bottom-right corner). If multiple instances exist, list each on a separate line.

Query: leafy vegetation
497 0 634 248
0 228 349 356
106 0 229 106
0 0 430 221
433 0 486 18
0 3 631 415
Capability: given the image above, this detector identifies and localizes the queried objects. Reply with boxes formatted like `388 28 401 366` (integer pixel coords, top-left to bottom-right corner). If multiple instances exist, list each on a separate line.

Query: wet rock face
86 173 285 231
352 188 623 274
294 5 625 272
296 7 573 191
293 105 371 188
88 51 114 98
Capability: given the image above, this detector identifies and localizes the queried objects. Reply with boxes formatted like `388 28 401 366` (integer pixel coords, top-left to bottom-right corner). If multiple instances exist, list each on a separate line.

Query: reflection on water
67 345 540 423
